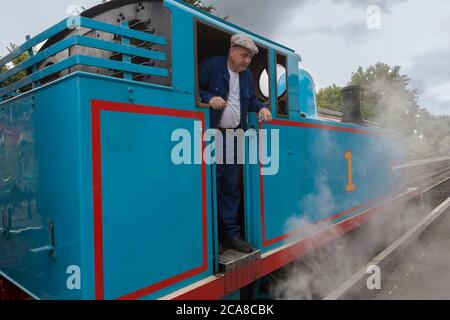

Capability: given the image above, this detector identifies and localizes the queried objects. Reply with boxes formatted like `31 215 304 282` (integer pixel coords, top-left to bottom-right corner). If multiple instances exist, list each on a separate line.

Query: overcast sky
1 0 449 115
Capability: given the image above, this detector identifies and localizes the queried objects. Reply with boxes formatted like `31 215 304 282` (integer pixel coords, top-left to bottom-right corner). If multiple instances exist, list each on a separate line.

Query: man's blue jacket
198 56 268 129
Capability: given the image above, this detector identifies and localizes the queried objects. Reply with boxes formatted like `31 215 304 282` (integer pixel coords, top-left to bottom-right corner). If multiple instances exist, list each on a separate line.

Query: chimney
341 86 364 125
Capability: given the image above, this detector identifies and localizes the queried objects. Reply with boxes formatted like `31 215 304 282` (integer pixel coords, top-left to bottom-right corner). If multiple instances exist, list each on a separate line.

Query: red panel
91 100 208 300
0 277 31 300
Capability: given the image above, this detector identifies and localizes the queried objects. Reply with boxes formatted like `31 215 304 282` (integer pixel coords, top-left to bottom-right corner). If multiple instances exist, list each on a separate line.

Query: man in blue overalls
199 34 272 253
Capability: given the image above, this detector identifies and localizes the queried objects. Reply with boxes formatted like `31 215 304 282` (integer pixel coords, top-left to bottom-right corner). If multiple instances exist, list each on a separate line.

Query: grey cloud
205 0 406 42
414 96 450 117
330 0 408 12
407 48 450 115
299 21 376 44
408 48 450 89
205 0 312 38
424 99 450 116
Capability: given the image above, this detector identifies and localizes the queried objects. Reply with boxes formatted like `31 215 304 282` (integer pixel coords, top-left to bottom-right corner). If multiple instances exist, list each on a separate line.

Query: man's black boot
222 236 254 253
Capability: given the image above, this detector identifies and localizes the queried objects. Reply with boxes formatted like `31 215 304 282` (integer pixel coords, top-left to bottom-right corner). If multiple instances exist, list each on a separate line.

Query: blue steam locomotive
0 0 409 300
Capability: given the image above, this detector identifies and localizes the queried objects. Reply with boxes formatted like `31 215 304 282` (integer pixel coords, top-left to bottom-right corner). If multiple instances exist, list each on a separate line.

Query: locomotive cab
195 21 272 110
194 20 293 265
194 21 271 266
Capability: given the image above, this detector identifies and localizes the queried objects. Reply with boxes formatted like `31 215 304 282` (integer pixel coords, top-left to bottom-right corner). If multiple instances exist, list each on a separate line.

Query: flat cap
231 33 259 55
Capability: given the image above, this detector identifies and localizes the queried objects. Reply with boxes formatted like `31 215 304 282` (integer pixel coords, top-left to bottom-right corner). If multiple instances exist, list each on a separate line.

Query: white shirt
219 68 241 129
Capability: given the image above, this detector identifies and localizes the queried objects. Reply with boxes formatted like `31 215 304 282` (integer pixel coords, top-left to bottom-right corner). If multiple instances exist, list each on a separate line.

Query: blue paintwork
298 69 317 118
1 71 215 300
0 78 85 299
0 0 403 300
99 109 206 299
255 120 399 253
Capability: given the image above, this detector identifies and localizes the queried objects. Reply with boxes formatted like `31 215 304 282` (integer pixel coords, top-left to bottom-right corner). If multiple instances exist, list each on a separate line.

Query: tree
315 62 450 159
98 0 224 17
316 84 342 112
183 0 215 13
0 62 7 74
348 63 421 138
348 62 450 159
182 0 228 19
0 43 30 89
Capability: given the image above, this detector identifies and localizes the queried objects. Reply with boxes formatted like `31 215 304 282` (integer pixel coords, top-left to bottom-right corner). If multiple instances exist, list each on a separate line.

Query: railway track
394 157 450 190
326 196 450 300
259 157 450 300
324 158 450 300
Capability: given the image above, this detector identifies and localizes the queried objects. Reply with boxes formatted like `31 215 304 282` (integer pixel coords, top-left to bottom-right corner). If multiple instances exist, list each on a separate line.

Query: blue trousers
216 129 242 240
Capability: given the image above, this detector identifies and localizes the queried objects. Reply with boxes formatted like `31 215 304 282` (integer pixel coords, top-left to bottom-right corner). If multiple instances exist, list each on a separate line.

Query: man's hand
209 96 227 110
259 108 273 123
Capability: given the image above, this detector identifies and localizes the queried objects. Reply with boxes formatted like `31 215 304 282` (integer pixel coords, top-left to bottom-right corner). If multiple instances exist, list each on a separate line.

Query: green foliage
182 0 228 20
348 63 419 125
0 43 30 88
346 62 450 159
316 84 342 112
0 63 7 74
183 0 215 13
317 62 450 159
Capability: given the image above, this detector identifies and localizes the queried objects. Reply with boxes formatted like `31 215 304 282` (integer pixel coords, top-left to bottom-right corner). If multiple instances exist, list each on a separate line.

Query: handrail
80 17 166 46
0 16 165 68
0 16 168 101
197 101 211 108
0 35 166 84
0 19 69 68
0 55 169 97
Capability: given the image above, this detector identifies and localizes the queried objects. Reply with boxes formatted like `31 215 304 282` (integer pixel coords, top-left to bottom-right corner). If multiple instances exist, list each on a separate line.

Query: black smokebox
341 86 364 125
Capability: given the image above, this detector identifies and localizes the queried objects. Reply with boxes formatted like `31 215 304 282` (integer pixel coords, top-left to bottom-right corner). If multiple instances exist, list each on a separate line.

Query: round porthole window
258 64 287 99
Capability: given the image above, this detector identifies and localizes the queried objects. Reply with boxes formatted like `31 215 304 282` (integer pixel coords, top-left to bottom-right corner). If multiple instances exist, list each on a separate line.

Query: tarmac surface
370 205 450 299
342 203 450 300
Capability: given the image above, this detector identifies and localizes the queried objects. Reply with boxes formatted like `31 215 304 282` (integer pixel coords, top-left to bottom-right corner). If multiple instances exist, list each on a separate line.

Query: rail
0 16 169 102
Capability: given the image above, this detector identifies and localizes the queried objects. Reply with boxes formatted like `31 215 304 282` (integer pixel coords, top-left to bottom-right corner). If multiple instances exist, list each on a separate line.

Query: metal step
219 249 261 273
